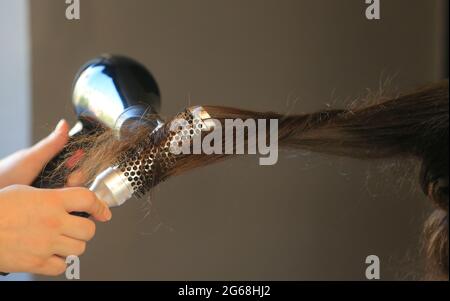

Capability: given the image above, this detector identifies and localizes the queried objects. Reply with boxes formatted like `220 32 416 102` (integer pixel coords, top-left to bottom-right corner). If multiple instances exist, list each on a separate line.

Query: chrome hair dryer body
32 55 162 189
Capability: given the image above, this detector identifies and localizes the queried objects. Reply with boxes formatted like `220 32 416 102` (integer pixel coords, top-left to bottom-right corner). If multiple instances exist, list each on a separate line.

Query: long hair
60 79 449 279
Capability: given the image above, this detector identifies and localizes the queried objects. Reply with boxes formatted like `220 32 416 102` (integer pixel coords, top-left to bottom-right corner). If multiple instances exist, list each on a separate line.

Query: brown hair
61 79 449 279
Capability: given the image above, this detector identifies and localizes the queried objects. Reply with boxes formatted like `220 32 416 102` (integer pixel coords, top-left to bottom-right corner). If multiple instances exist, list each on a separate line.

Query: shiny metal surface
73 56 216 208
89 166 133 208
72 54 162 135
91 106 215 207
70 54 168 207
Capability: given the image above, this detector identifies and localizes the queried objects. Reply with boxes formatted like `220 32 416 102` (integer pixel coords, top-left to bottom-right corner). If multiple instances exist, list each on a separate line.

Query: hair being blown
56 79 448 280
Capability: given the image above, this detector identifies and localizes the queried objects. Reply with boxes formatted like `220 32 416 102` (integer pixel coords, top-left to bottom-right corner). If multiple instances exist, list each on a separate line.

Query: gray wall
0 0 31 281
30 0 446 280
0 0 30 158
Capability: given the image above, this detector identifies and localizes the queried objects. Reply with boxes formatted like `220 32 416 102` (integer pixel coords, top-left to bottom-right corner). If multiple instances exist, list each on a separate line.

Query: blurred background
0 0 448 280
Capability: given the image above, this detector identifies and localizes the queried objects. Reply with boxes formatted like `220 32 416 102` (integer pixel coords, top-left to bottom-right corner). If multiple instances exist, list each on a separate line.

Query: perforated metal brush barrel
89 106 215 208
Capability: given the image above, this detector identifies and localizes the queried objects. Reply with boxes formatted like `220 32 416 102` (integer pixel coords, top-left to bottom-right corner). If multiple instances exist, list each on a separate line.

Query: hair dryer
33 54 214 215
32 54 163 189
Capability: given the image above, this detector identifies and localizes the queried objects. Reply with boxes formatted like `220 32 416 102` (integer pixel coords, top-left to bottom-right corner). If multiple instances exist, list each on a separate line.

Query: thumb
28 119 70 171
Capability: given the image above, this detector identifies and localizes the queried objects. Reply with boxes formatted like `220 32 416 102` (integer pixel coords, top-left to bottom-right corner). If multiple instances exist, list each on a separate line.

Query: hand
0 120 69 189
0 185 112 275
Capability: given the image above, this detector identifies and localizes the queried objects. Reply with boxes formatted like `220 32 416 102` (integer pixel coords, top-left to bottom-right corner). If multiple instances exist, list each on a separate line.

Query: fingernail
54 119 66 134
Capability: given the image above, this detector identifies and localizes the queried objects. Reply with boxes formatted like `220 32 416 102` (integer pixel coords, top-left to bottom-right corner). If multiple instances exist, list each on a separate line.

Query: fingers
26 119 69 177
0 186 106 277
0 119 71 187
53 236 86 258
29 119 69 162
62 215 96 241
35 255 67 276
59 187 112 222
66 169 86 187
